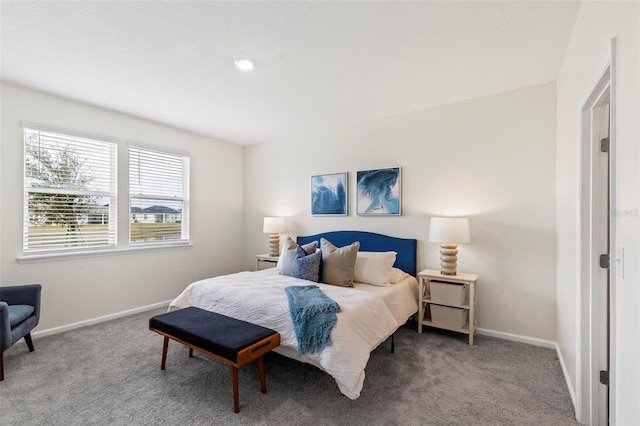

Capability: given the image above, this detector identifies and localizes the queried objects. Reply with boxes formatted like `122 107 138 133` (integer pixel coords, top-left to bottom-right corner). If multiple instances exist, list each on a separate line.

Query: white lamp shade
429 217 470 244
263 217 285 233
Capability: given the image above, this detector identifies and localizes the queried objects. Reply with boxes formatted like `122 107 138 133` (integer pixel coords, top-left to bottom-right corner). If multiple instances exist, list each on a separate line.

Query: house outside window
129 145 190 245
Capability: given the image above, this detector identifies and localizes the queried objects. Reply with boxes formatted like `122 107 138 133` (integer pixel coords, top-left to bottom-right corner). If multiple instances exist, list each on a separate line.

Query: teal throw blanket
285 285 340 355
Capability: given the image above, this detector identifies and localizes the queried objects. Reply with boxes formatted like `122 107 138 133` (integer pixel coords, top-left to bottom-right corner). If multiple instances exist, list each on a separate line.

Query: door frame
576 38 617 425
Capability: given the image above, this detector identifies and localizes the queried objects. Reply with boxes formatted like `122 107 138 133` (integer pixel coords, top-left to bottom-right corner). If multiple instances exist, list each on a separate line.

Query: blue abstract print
357 167 401 215
311 173 347 215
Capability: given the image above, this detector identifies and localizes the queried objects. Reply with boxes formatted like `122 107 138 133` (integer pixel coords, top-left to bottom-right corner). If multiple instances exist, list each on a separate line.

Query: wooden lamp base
439 243 458 275
268 233 280 257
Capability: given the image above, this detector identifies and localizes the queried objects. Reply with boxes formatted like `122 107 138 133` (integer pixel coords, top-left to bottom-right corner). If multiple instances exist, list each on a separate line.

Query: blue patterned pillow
293 246 322 282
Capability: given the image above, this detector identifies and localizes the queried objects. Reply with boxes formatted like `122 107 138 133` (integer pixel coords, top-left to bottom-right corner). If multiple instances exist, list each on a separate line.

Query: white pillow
353 251 397 286
389 267 409 284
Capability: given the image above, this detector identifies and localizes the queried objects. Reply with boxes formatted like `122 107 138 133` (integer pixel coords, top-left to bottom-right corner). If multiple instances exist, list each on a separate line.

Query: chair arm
0 301 11 351
0 284 42 326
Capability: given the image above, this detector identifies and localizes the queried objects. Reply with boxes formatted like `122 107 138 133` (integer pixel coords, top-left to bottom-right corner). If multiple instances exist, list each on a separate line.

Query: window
23 124 117 254
129 146 189 245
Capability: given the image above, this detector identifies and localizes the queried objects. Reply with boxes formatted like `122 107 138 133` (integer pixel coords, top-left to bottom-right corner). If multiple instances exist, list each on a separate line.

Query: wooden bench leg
161 336 169 370
231 366 240 413
257 356 266 393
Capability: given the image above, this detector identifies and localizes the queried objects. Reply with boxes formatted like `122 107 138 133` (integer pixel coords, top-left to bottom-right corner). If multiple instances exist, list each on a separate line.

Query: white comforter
169 269 416 399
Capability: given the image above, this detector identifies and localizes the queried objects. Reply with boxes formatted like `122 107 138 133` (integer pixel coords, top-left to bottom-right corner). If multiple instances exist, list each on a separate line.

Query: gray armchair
0 284 42 381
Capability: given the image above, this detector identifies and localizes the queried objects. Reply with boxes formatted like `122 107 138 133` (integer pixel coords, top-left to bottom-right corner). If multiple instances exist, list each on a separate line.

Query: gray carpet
0 307 577 425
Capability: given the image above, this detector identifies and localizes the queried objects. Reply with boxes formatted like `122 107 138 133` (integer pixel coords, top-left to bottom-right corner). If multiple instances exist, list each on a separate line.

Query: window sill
16 242 193 264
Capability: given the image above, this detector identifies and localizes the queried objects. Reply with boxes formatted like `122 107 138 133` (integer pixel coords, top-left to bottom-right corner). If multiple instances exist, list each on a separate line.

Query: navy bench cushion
149 307 277 363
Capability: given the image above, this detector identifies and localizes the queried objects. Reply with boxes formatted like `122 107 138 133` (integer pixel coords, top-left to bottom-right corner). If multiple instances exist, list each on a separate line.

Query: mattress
353 274 419 325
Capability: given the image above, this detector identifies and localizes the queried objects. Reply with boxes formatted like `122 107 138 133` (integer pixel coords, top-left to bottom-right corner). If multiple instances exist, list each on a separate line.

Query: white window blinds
23 125 117 253
129 146 190 245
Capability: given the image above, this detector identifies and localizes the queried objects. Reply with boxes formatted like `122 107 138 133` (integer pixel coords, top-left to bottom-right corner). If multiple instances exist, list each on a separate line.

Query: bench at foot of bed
149 307 281 413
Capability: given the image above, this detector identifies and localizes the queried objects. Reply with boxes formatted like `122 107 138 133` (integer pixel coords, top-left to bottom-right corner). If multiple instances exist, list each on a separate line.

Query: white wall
244 83 557 341
0 82 245 331
556 1 639 424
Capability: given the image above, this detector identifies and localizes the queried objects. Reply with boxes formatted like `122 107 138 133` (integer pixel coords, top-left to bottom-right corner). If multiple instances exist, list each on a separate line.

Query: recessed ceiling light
234 58 254 71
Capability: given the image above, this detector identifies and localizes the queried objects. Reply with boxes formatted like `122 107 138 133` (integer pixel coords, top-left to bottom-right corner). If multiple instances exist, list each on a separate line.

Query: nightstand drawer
258 260 277 270
431 305 467 329
256 254 278 271
430 281 465 305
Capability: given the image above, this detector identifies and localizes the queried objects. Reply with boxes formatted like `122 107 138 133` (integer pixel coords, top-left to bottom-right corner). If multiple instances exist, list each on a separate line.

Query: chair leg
25 333 35 352
0 351 4 381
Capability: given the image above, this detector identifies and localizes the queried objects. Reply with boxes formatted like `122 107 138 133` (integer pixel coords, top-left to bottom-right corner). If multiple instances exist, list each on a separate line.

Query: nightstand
417 269 479 345
256 254 278 271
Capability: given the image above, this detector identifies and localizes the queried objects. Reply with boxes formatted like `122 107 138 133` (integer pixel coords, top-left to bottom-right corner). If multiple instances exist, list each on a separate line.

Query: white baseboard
555 342 578 413
477 327 577 412
476 327 556 348
32 300 171 339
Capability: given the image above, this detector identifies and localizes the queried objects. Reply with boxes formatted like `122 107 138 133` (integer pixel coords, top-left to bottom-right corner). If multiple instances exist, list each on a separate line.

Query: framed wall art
356 167 401 216
311 172 348 216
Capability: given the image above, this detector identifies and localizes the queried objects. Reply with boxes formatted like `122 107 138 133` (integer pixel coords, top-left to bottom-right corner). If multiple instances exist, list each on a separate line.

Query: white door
578 55 615 426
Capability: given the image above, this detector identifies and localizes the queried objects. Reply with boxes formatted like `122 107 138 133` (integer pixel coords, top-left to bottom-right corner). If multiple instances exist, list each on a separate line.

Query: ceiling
1 1 580 146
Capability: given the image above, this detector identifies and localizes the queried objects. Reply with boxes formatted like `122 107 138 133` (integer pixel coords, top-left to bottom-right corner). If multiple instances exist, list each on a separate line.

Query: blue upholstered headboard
297 231 417 276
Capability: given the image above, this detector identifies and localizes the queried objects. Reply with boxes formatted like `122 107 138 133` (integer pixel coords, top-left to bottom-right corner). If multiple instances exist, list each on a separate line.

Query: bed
169 230 418 399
